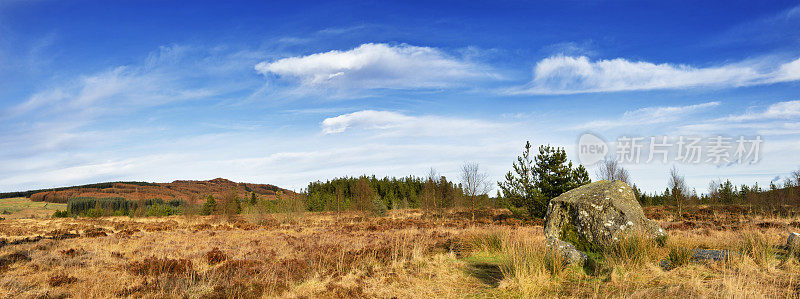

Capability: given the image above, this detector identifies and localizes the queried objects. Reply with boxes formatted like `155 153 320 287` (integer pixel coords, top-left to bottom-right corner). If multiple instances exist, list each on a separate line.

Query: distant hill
0 178 292 204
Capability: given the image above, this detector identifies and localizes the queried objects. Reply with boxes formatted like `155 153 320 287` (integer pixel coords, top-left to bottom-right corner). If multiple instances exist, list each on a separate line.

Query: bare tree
334 185 343 216
461 162 492 221
707 179 720 202
422 168 440 213
596 158 630 184
421 180 437 213
427 167 440 181
668 166 689 219
793 169 800 183
352 177 375 214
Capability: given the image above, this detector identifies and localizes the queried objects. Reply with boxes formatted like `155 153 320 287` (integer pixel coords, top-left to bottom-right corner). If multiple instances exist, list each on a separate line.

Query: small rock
692 249 731 262
787 232 800 249
545 237 588 265
659 259 673 270
661 249 733 271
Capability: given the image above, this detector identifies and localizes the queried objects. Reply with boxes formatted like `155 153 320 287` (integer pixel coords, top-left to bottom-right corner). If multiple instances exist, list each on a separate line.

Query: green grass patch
0 197 67 219
463 252 508 287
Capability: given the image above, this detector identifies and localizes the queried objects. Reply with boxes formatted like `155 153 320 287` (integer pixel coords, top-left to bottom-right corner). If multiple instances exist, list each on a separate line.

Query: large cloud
511 55 800 94
255 43 493 90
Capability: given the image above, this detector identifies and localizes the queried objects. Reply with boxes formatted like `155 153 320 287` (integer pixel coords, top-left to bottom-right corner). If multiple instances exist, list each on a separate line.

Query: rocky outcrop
543 180 666 264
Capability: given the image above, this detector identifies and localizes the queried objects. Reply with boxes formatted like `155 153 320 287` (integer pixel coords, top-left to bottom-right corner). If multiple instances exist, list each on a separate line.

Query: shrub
52 210 69 218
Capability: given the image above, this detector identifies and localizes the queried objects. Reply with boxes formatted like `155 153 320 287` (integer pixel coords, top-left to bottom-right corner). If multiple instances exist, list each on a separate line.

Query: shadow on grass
465 261 504 287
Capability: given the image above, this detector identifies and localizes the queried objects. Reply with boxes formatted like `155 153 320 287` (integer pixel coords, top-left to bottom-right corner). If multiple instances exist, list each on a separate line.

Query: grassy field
0 197 66 220
1 206 800 298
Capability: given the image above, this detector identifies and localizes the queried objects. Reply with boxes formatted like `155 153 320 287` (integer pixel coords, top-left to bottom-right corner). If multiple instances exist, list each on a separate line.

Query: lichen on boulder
543 180 666 264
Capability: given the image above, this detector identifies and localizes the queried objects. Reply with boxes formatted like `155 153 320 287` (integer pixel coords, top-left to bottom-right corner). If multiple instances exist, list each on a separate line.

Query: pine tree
230 192 242 214
534 145 590 199
498 141 543 218
249 192 258 205
200 195 217 215
499 141 591 219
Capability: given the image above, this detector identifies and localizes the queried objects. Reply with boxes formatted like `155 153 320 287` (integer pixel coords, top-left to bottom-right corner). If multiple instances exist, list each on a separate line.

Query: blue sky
1 0 800 194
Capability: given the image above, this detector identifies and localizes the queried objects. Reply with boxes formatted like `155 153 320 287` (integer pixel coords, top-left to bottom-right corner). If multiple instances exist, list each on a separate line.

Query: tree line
1 181 158 199
302 141 592 220
54 197 182 218
304 174 476 213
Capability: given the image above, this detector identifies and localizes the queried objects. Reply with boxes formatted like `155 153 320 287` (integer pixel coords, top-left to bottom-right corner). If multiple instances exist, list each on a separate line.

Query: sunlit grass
1 208 800 297
0 197 66 219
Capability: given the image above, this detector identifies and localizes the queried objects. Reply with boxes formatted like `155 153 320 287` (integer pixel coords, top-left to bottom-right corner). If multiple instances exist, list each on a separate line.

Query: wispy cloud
718 100 800 121
321 110 503 137
578 101 720 130
509 55 800 95
255 43 495 93
710 4 800 49
677 100 800 135
4 44 257 120
0 44 262 167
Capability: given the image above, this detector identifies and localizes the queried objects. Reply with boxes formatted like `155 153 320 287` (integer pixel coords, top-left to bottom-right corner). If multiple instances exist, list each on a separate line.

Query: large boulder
544 180 666 263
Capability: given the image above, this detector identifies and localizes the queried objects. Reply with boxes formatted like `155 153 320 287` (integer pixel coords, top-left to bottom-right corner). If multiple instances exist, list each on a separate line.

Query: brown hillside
28 178 292 204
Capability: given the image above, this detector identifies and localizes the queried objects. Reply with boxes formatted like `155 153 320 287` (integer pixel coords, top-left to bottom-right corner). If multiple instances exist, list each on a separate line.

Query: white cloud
675 100 800 136
717 100 800 122
762 100 800 118
511 55 800 94
772 59 800 82
255 43 493 91
579 101 720 130
321 110 503 137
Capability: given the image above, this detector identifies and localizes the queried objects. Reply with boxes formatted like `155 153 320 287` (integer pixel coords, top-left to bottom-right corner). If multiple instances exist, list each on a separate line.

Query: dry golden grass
1 208 799 298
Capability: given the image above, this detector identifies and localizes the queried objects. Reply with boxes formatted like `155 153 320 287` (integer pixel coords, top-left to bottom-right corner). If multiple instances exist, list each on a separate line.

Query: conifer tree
499 141 591 218
200 195 217 215
249 192 258 205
